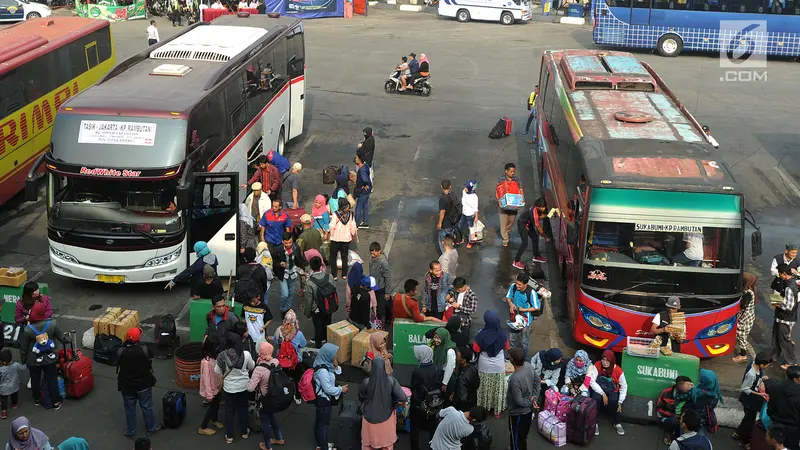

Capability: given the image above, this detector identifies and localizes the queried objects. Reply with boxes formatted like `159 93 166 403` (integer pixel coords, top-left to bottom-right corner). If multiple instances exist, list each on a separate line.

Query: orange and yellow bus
0 17 115 205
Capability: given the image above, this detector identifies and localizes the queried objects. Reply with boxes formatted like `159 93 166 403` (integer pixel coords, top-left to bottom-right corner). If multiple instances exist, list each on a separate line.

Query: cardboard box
93 307 122 336
327 320 359 364
351 329 381 366
110 310 140 340
499 193 525 209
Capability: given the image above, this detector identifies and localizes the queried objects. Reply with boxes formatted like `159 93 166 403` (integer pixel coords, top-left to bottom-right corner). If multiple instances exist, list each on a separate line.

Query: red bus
536 49 761 358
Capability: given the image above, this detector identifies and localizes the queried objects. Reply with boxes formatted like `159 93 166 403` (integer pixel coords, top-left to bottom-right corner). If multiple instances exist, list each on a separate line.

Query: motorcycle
149 0 167 16
384 70 431 97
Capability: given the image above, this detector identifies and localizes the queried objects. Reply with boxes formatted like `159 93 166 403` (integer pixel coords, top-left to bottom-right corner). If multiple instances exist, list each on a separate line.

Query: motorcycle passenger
400 53 419 91
395 56 410 79
418 53 430 78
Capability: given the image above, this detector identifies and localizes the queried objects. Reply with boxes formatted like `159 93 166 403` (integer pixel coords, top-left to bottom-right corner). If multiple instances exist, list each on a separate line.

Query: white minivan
438 0 532 25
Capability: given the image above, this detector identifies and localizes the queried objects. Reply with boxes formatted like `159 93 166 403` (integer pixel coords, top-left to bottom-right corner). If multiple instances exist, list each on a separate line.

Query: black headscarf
357 127 375 166
334 171 350 196
446 315 469 348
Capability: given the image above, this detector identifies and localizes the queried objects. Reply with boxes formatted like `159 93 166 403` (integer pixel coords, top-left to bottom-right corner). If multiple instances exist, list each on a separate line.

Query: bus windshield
49 174 182 236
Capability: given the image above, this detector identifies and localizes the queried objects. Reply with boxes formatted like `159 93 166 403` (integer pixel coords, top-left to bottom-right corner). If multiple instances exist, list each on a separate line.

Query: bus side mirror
25 179 38 202
751 230 762 257
176 183 192 211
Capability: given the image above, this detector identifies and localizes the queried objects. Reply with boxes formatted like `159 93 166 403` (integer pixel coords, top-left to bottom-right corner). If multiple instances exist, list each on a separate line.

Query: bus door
287 25 305 141
188 172 239 278
564 184 587 324
630 0 652 24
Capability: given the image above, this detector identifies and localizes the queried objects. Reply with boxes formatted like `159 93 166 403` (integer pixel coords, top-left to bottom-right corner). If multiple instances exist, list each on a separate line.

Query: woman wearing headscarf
273 309 307 403
431 328 457 390
676 368 722 436
313 343 348 450
357 127 376 184
460 180 479 249
214 323 256 444
366 331 393 375
55 437 89 450
329 199 357 280
247 341 284 449
311 195 331 234
359 356 407 450
238 203 258 259
589 350 628 436
425 315 469 349
733 272 758 363
418 53 430 78
6 417 52 450
15 281 53 326
472 310 509 417
166 241 219 296
19 303 67 409
561 350 592 397
330 168 350 213
531 348 565 392
409 346 443 450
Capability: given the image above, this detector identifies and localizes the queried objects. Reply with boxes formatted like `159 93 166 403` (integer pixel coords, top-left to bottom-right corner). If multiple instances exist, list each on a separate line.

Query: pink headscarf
312 195 327 217
258 341 274 363
419 53 429 64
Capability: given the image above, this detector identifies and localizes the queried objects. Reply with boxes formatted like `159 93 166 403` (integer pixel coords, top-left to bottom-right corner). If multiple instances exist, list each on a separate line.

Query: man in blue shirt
259 199 292 247
505 273 540 356
354 154 373 229
267 148 291 174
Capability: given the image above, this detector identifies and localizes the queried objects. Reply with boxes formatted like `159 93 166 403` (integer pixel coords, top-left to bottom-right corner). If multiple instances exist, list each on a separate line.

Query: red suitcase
285 207 306 227
503 117 513 135
59 332 94 399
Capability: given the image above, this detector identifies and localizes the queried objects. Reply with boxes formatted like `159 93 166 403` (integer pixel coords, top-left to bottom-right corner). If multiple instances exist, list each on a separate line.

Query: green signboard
76 0 147 21
392 318 439 365
0 283 49 324
622 349 700 399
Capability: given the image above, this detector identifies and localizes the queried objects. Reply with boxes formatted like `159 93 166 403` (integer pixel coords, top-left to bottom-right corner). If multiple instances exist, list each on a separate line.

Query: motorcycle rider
400 53 419 91
401 53 430 92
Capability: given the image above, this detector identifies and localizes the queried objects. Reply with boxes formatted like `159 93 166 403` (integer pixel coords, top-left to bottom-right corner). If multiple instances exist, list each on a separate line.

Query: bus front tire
456 9 470 22
657 34 683 57
500 11 514 25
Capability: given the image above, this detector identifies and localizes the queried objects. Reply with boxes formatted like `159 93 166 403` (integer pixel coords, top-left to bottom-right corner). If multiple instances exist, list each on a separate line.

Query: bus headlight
144 248 182 267
579 304 623 335
50 246 78 264
697 315 737 339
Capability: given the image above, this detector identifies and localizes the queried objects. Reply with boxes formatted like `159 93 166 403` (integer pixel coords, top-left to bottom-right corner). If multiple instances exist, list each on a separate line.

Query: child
460 180 480 249
766 426 787 450
198 336 223 435
0 349 26 419
243 291 273 345
733 351 772 447
368 242 392 324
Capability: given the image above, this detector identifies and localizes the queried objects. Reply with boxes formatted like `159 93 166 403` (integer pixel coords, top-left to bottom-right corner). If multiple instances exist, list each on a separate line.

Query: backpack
298 366 324 403
511 285 543 318
277 339 299 370
488 117 512 139
442 192 462 227
419 385 444 418
235 264 259 301
261 363 295 413
155 314 177 349
310 277 339 315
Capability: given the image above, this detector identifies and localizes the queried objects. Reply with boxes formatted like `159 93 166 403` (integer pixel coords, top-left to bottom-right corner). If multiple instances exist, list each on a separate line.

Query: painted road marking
776 165 800 200
384 200 404 257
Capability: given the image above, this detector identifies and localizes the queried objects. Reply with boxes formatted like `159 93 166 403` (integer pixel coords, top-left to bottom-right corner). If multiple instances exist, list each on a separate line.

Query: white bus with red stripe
25 14 305 284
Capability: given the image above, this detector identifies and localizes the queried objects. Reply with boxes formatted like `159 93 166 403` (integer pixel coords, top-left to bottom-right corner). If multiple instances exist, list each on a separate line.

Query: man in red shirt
242 155 280 200
393 279 443 324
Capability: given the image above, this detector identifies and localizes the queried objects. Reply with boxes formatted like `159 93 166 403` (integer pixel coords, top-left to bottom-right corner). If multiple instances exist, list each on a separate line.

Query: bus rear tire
500 11 514 25
456 9 470 22
657 34 683 57
277 128 286 155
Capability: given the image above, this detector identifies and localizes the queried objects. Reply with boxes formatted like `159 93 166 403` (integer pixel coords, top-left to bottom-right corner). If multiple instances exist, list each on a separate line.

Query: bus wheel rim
663 39 677 53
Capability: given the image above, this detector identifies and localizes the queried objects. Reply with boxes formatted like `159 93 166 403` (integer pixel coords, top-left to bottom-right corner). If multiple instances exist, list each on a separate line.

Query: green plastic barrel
622 348 700 399
189 298 243 342
392 318 440 365
0 283 49 324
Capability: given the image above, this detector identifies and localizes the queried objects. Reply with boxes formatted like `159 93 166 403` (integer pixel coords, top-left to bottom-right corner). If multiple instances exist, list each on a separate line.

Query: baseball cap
300 214 313 224
787 244 799 251
665 296 681 309
366 276 380 291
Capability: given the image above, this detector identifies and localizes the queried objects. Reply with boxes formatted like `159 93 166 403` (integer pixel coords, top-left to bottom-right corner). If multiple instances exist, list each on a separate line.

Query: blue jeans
438 227 455 254
263 280 271 305
591 390 621 425
525 105 538 134
224 390 249 438
459 214 476 243
315 404 333 448
356 193 370 224
122 387 158 436
260 409 283 448
508 325 530 357
280 276 297 314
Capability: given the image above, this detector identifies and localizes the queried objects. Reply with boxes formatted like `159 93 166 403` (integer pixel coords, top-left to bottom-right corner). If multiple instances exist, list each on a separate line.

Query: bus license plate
98 275 125 283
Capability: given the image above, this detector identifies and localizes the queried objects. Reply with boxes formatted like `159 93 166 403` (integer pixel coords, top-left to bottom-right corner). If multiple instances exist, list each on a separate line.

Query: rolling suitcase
566 395 598 445
163 391 187 429
285 208 305 228
337 400 362 450
59 331 94 399
503 117 513 135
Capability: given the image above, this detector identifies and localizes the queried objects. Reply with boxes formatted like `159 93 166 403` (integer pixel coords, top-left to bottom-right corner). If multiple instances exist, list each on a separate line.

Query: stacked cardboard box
93 307 122 335
327 320 359 364
351 329 381 366
110 310 140 340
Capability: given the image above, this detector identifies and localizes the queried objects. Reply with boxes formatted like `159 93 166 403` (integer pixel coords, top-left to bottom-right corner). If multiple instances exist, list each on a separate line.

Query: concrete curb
621 395 744 429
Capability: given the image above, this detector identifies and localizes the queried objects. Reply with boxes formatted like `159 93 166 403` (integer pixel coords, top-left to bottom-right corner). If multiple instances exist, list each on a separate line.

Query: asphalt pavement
0 8 799 450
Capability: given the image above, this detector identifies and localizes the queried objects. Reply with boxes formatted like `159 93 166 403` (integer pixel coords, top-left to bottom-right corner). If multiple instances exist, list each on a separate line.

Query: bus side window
632 0 650 7
286 27 304 79
0 71 26 115
271 39 288 91
18 55 59 103
653 0 688 9
728 0 764 12
189 94 227 156
608 0 631 7
692 0 724 11
224 73 247 136
775 0 799 14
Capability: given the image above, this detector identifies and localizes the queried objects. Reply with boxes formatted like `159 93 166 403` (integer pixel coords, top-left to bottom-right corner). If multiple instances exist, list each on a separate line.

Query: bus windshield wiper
669 293 722 306
604 281 678 301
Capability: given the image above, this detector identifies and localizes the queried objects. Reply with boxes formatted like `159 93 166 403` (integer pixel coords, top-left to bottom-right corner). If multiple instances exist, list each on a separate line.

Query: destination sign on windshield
635 223 702 233
78 120 157 146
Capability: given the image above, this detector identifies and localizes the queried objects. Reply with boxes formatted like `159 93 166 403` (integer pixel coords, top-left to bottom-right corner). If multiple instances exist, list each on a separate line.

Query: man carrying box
496 163 524 248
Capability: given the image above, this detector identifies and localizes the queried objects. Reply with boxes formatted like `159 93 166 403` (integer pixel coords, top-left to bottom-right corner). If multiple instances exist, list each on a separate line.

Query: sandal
148 425 162 435
732 431 741 440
